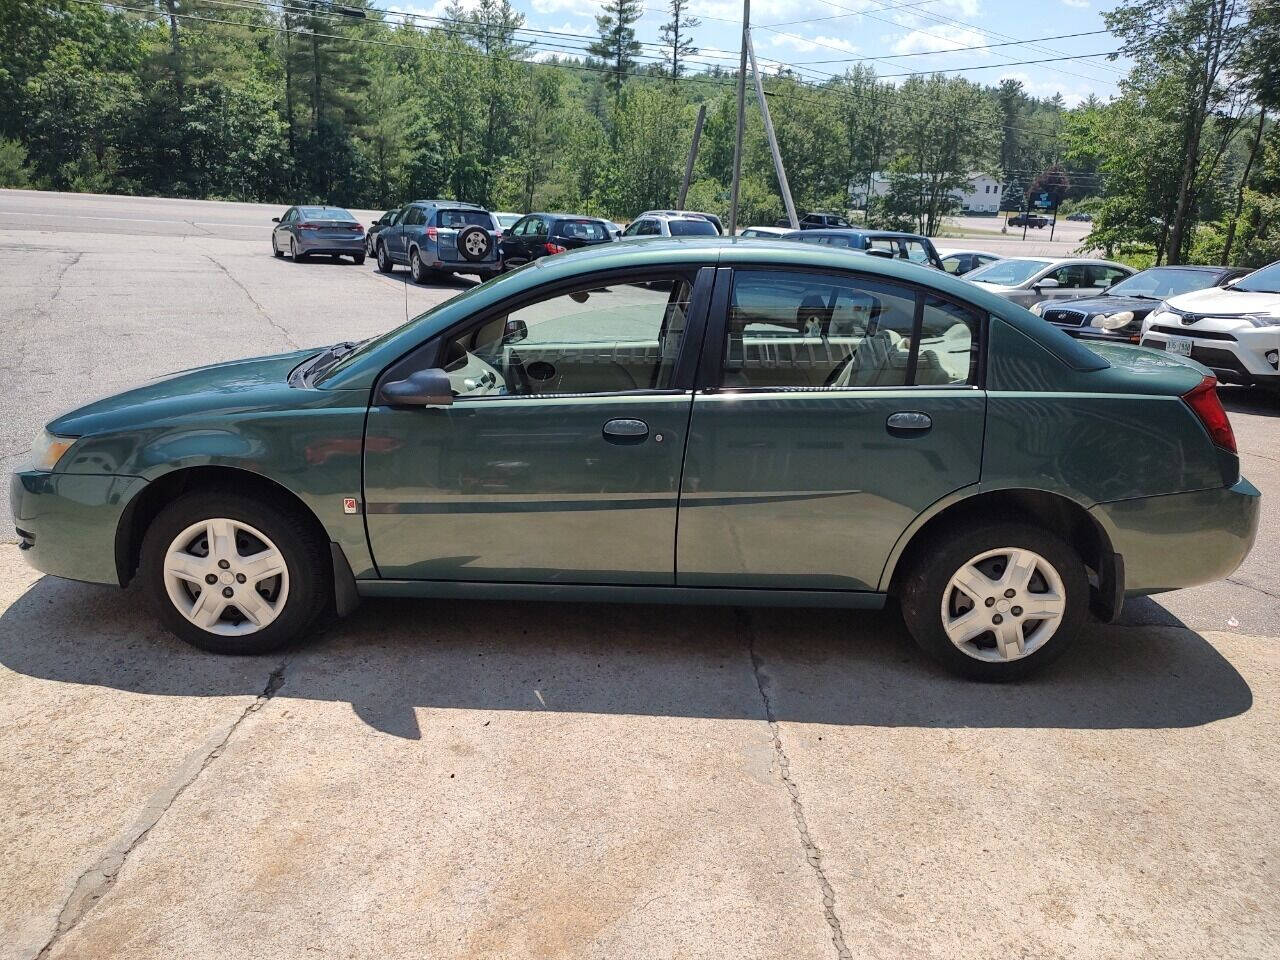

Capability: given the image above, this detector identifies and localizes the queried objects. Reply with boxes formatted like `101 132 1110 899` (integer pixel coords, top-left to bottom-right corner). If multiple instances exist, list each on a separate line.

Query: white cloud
1061 0 1090 7
997 71 1092 107
891 27 987 55
529 0 599 18
766 32 858 55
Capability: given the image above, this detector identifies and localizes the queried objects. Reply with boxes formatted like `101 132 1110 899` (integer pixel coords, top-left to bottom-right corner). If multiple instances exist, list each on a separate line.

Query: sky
389 0 1130 106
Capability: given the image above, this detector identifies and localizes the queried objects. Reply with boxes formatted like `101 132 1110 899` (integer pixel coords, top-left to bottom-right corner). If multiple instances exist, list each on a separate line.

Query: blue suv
373 201 502 282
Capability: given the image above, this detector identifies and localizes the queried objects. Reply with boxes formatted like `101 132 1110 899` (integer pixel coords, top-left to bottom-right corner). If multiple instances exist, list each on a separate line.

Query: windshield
966 258 1050 286
669 218 719 236
495 213 521 228
1107 267 1218 299
437 209 494 229
1234 261 1280 294
300 206 354 221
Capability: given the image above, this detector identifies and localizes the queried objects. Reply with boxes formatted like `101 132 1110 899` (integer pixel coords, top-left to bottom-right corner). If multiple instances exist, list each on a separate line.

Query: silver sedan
963 257 1133 308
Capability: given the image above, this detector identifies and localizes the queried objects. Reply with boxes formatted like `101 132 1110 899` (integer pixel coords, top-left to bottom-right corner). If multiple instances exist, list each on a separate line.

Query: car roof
410 200 488 209
936 248 997 257
529 213 607 221
1134 263 1227 273
781 228 930 240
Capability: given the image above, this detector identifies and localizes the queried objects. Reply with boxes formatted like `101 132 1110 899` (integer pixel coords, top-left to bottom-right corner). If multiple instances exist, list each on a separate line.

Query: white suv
1139 260 1280 388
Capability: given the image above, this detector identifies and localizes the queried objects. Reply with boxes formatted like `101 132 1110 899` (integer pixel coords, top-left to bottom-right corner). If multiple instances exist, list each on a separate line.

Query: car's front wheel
376 241 394 273
139 490 332 654
898 522 1087 680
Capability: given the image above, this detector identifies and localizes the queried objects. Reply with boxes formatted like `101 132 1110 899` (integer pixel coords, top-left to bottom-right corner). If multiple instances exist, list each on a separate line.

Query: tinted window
668 219 718 237
299 207 355 221
1106 267 1214 298
1047 264 1090 288
553 220 607 241
441 276 695 397
967 258 1051 286
724 270 922 389
402 207 425 226
1234 261 1280 293
436 209 494 229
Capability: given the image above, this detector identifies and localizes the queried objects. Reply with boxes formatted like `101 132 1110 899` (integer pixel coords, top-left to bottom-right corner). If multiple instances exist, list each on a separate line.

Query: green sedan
10 239 1260 679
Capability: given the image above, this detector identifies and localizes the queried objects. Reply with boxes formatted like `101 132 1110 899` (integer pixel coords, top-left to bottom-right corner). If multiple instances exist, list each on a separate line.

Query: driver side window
440 274 696 399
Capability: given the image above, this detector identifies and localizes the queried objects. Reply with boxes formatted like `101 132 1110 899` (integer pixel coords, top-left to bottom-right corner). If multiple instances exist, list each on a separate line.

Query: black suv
499 213 616 268
1007 213 1049 229
777 212 853 229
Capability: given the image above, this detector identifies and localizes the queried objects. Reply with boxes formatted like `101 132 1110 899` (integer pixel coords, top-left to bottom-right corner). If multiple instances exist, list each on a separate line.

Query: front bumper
1141 323 1280 386
10 470 147 585
1090 477 1261 596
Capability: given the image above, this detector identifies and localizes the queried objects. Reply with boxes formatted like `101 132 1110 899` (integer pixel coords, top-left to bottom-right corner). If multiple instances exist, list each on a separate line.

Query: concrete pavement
1 190 1278 959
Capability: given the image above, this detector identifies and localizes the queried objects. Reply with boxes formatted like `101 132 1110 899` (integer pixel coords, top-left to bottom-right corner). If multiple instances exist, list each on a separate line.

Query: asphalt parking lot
1 190 1278 959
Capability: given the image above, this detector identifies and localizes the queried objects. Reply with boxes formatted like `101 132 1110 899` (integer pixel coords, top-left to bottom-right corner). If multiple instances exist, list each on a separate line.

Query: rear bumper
10 470 147 585
296 235 365 255
1090 477 1261 596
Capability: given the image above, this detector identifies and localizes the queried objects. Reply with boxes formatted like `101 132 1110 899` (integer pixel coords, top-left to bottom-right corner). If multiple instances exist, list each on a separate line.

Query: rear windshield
967 258 1050 286
435 209 494 229
553 219 608 241
669 218 719 236
299 207 355 221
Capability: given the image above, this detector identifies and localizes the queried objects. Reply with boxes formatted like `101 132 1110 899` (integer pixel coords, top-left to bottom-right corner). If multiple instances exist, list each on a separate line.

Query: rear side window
668 219 718 237
553 220 607 241
402 207 425 226
721 269 979 390
435 209 494 229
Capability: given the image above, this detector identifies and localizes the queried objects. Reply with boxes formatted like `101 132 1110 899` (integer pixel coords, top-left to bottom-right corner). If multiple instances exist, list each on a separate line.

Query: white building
852 172 1004 213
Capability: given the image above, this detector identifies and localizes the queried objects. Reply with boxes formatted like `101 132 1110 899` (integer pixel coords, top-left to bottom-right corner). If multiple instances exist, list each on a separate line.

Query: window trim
696 264 987 394
372 265 716 405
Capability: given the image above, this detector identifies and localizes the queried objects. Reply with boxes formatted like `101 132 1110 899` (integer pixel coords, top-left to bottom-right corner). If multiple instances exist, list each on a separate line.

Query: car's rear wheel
353 252 365 265
140 491 331 655
898 522 1087 680
291 238 307 262
410 247 428 284
376 241 394 273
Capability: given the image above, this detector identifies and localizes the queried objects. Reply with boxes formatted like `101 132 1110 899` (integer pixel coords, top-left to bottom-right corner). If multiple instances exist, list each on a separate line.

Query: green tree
658 0 700 81
588 0 642 100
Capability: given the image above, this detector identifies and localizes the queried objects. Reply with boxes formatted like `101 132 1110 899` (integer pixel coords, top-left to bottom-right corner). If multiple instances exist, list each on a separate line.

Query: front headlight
1028 302 1044 316
1243 313 1280 327
28 430 77 472
1091 310 1135 330
1142 305 1171 332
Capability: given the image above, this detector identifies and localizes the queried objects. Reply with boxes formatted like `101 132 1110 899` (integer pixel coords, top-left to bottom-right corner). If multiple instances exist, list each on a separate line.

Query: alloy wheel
162 518 290 636
939 546 1066 662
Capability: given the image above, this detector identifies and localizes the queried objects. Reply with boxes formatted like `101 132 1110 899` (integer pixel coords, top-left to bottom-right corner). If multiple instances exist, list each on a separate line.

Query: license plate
1165 336 1193 356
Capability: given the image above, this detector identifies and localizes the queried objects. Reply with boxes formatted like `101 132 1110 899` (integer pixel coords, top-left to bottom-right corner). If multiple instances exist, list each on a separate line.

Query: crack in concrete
202 252 300 349
49 251 82 302
30 659 289 960
1227 575 1280 601
739 610 853 960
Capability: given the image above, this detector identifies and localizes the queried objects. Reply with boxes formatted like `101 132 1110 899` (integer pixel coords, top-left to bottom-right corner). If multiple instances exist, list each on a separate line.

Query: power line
790 28 1112 65
875 51 1119 80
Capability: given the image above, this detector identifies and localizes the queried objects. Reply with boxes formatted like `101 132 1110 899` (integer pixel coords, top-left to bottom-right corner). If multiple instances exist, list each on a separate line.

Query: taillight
299 222 319 231
352 223 364 234
1182 376 1235 453
426 227 438 240
545 242 567 254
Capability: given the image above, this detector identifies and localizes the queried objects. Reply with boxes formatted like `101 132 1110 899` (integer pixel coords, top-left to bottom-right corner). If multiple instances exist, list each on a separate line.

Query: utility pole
678 103 706 209
728 0 749 235
747 31 798 229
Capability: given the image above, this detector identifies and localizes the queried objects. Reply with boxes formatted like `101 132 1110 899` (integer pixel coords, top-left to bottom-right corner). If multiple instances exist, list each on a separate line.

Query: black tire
897 522 1088 681
139 489 332 655
410 247 428 284
291 238 307 262
376 241 395 273
353 253 365 265
456 224 492 262
272 236 283 258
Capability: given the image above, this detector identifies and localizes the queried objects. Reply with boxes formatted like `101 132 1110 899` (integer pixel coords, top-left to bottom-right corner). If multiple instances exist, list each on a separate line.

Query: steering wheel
505 350 532 395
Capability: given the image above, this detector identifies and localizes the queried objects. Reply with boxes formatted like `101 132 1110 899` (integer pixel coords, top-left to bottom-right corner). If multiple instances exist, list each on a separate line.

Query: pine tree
587 0 642 98
658 0 700 81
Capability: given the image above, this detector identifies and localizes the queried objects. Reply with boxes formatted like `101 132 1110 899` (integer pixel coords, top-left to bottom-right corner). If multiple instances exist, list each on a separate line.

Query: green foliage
0 139 31 188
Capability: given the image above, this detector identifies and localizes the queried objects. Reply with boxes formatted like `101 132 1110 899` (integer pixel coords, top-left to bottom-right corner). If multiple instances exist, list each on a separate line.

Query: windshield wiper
301 340 363 385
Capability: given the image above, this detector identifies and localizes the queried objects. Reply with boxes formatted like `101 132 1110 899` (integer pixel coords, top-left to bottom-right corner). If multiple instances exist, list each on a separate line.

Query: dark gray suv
373 201 501 282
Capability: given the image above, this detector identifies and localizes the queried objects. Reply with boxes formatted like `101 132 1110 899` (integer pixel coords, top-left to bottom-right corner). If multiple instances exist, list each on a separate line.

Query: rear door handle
602 418 649 444
886 411 932 434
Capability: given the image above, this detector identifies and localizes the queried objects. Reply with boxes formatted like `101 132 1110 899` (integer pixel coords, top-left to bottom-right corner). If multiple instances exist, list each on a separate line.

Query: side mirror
271 217 280 223
1035 277 1060 290
378 368 453 407
502 318 528 344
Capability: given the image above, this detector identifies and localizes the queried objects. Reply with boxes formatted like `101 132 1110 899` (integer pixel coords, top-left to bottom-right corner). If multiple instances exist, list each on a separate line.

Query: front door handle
602 418 649 444
886 411 932 434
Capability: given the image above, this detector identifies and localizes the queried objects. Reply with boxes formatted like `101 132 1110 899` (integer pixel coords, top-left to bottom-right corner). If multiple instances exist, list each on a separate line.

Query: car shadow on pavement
1221 385 1280 415
0 575 1253 739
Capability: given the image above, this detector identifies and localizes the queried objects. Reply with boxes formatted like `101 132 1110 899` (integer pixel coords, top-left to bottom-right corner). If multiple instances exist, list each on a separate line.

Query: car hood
1043 295 1161 316
48 349 319 437
1165 286 1280 315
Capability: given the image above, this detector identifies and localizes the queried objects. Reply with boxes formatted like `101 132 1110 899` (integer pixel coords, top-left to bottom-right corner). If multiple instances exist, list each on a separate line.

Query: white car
936 248 1003 276
620 214 720 239
1139 260 1280 388
739 225 791 239
964 257 1133 308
